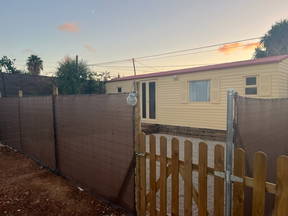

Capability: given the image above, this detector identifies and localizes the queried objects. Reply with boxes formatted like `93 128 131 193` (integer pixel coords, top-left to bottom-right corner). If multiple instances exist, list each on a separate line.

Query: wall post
52 86 59 173
225 89 236 216
18 90 23 151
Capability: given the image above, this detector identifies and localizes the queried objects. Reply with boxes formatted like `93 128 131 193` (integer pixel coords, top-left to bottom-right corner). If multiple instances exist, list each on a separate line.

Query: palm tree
26 55 43 75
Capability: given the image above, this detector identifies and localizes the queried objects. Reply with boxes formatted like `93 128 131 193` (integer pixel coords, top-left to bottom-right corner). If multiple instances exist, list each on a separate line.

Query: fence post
53 86 59 96
1 71 7 97
134 81 142 215
18 90 23 97
52 86 59 172
225 89 236 216
18 90 23 151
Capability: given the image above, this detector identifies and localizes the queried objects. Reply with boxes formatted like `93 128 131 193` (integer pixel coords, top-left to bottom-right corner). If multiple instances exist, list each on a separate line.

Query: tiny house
106 55 288 139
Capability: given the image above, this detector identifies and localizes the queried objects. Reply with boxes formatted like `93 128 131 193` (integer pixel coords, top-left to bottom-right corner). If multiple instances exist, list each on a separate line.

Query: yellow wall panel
106 62 282 130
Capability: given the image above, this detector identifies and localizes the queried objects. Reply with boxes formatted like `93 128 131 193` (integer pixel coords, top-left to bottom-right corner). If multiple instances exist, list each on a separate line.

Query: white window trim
188 79 211 103
244 76 258 96
140 80 158 121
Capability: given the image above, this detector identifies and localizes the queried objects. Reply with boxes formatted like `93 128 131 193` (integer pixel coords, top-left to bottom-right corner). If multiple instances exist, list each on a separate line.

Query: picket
160 136 167 216
252 152 267 216
233 148 245 216
184 140 193 216
275 156 288 216
139 133 146 215
214 144 224 216
141 136 288 216
198 142 207 216
171 138 179 216
149 135 157 216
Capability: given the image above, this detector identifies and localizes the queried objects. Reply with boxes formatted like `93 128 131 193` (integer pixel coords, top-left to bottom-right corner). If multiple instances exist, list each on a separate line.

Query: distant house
106 55 288 139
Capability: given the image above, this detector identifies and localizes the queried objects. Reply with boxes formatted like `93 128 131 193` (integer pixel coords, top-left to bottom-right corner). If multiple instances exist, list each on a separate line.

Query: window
189 80 210 102
149 82 156 119
245 76 257 95
142 83 146 118
117 87 122 93
141 81 156 119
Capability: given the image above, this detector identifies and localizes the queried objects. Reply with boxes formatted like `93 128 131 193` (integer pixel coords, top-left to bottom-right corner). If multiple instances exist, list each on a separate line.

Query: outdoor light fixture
127 91 137 106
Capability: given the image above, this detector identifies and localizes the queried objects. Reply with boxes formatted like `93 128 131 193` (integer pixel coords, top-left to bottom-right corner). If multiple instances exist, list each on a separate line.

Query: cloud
218 42 242 54
23 49 34 54
218 42 261 54
57 23 79 32
84 44 96 52
242 42 261 50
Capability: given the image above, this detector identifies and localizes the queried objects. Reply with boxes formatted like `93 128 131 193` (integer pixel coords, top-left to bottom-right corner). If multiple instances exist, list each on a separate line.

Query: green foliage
26 55 43 75
55 57 110 95
254 19 288 58
0 56 18 73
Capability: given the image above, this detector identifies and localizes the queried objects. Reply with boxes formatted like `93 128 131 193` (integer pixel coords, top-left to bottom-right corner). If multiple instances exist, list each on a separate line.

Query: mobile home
106 55 288 139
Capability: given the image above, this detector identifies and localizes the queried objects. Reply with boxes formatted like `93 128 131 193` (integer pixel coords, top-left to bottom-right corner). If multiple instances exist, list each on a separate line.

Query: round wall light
127 92 137 106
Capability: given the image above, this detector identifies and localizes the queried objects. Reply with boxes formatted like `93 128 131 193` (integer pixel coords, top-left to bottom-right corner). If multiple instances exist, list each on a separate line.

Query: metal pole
225 89 235 216
76 55 79 73
132 58 136 92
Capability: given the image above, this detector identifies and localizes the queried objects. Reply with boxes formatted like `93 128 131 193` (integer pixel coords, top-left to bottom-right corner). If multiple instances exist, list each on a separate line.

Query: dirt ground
0 146 128 216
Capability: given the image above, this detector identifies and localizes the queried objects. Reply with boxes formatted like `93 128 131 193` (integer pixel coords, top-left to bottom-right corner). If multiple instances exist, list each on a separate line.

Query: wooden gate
136 133 288 216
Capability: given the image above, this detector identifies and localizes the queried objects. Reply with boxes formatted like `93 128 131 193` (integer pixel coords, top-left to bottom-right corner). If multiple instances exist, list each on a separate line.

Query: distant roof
109 55 288 82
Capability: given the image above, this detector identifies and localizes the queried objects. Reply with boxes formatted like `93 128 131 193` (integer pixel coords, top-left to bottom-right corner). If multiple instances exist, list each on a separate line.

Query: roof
109 55 288 82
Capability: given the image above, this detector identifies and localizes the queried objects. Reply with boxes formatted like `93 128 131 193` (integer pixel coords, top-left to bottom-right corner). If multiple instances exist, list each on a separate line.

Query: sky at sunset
1 0 288 78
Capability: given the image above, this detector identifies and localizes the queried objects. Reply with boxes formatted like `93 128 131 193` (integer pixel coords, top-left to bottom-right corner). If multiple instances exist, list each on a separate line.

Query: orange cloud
84 44 96 52
57 23 79 32
218 42 242 54
242 42 261 50
218 41 261 54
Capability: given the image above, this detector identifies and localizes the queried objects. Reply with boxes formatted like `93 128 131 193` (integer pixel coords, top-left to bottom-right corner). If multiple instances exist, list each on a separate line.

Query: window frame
141 82 147 119
117 87 122 93
140 80 157 120
244 76 258 96
188 79 211 103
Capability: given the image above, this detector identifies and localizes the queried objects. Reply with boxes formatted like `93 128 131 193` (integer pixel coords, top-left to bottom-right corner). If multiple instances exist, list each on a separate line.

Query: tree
26 55 43 75
55 57 110 95
0 56 18 73
254 19 288 58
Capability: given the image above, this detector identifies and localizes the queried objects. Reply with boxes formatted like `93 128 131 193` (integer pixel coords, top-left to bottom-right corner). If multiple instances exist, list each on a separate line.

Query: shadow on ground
0 146 127 216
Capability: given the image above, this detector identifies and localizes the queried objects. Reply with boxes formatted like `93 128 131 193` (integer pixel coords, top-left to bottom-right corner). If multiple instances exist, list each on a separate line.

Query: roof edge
108 55 288 82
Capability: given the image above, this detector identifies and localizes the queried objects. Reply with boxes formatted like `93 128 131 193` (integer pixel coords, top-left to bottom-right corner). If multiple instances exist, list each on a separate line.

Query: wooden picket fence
136 133 288 216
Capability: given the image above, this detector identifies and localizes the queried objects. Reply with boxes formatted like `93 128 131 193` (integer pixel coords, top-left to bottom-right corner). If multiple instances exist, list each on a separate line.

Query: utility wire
90 64 156 73
89 64 207 68
134 60 161 72
90 42 255 70
87 37 260 66
139 48 217 61
136 37 260 60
